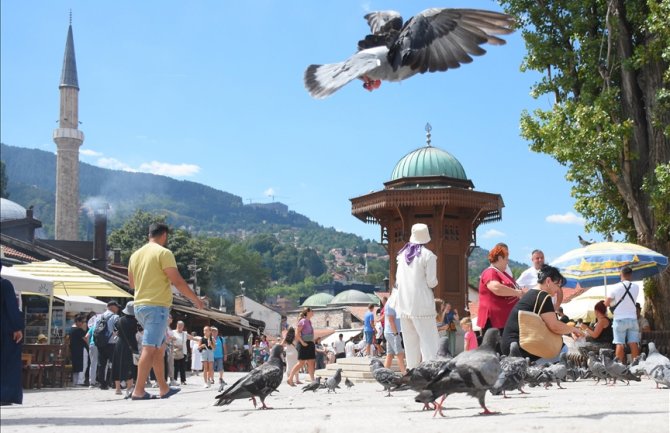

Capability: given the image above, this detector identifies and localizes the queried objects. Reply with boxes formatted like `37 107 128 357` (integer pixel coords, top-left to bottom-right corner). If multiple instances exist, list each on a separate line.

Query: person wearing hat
36 334 48 344
392 223 440 369
95 300 121 390
112 301 139 397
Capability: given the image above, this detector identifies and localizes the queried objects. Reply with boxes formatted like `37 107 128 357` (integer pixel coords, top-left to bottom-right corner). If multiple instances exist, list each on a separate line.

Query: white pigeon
304 7 515 99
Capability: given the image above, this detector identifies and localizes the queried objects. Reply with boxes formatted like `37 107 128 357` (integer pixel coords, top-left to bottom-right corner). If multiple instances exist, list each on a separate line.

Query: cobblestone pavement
1 372 668 433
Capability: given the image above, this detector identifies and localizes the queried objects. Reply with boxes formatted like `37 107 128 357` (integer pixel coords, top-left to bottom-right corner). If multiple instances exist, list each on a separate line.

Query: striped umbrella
550 242 668 288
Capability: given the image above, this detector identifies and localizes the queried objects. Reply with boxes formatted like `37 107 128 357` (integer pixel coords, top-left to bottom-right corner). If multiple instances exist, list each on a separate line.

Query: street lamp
188 259 202 296
240 281 245 295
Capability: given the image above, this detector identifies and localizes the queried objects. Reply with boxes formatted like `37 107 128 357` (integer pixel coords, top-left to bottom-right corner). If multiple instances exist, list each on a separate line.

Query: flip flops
160 387 181 399
130 392 158 400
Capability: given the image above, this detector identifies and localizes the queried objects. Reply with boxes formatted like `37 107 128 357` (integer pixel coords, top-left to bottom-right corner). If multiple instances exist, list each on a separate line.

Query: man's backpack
93 314 111 348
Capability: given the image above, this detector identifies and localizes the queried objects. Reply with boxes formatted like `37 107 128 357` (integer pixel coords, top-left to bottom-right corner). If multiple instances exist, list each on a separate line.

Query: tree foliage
499 0 670 328
0 160 8 198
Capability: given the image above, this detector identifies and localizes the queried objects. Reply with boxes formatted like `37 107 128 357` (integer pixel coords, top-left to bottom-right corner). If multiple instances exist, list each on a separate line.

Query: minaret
53 13 84 240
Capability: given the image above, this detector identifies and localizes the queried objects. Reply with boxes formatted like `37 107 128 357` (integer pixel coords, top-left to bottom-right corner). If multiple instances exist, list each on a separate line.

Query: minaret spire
425 122 432 147
53 15 84 240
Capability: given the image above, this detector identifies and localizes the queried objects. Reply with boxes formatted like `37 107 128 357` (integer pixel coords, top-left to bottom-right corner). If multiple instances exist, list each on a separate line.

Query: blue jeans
135 305 169 348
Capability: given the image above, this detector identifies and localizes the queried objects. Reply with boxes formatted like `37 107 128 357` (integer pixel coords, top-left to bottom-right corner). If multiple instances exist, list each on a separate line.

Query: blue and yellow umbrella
550 242 668 288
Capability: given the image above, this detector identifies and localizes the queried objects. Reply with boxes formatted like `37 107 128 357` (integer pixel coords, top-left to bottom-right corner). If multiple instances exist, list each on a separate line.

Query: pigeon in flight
304 7 515 99
214 344 284 410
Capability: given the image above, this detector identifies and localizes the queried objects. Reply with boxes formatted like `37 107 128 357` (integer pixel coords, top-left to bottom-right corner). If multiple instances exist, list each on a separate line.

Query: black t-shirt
502 289 555 359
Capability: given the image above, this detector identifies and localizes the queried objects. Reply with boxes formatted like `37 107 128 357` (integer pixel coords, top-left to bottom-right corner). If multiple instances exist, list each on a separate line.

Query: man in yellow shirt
128 223 203 400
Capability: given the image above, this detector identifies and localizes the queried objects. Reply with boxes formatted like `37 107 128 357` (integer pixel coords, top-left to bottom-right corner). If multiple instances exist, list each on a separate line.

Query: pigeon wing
304 48 385 99
363 10 403 35
388 8 514 73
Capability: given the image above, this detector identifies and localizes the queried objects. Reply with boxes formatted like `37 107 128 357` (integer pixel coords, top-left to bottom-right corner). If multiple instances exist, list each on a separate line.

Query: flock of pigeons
213 329 670 416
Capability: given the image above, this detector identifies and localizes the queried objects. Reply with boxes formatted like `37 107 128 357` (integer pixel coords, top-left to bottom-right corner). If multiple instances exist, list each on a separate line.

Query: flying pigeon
418 328 502 417
345 377 355 389
369 358 405 397
578 235 593 247
304 7 515 98
214 344 284 410
325 368 343 393
302 377 322 393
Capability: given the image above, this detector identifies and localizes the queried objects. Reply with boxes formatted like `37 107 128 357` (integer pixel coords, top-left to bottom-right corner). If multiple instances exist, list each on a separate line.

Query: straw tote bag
518 292 563 359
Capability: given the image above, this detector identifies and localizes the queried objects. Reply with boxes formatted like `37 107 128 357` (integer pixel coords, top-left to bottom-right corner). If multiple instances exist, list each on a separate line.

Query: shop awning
55 295 107 313
321 328 363 346
1 259 131 298
172 304 261 333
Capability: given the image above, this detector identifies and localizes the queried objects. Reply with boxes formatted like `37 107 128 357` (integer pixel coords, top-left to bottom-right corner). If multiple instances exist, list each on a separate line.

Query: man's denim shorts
613 318 640 344
364 331 374 344
135 305 169 348
213 357 224 372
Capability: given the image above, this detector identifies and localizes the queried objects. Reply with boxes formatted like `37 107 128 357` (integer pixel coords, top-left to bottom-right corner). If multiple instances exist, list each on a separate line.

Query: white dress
190 338 202 371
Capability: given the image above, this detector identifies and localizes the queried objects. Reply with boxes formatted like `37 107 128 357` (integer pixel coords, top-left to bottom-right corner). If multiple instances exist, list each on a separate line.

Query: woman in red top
476 244 525 338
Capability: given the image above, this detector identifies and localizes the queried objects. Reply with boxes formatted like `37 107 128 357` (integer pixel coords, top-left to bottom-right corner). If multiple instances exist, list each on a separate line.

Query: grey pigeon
344 377 355 389
541 352 569 389
629 353 647 378
417 328 502 417
214 344 284 409
395 336 453 397
586 351 609 385
643 342 670 378
600 351 640 385
369 358 405 397
649 364 670 389
304 8 514 98
325 368 343 393
302 377 322 393
491 342 529 397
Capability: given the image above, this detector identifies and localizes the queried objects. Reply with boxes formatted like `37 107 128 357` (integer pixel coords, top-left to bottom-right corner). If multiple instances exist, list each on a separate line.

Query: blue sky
1 1 610 264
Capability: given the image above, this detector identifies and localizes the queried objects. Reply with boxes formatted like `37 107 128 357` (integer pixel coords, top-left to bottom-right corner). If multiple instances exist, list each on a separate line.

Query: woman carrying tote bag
501 264 583 363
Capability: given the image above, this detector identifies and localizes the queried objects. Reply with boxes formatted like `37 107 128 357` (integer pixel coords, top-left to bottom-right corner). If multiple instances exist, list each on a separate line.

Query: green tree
108 209 212 291
207 238 270 302
499 0 670 328
0 160 8 198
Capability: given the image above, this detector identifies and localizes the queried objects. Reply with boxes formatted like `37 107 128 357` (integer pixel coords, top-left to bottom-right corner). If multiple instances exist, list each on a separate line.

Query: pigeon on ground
600 351 641 385
649 364 670 389
304 7 514 98
325 368 343 393
395 336 452 393
586 351 609 385
643 342 670 377
417 328 502 417
369 358 405 397
345 377 355 389
302 377 322 393
541 352 569 389
629 353 647 378
214 344 284 409
491 342 529 397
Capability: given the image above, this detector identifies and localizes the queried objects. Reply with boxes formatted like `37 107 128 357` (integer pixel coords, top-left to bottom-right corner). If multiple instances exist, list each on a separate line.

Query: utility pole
188 259 202 296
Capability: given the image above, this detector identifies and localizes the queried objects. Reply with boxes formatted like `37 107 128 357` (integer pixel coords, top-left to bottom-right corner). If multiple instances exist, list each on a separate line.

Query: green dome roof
301 292 334 307
329 289 375 305
391 145 467 181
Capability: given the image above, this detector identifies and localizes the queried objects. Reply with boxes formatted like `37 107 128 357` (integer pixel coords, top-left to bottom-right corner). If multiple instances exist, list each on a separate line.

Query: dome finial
425 122 432 147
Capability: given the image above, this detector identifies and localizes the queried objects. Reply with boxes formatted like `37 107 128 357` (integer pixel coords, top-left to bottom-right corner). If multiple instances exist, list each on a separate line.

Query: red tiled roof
1 245 39 262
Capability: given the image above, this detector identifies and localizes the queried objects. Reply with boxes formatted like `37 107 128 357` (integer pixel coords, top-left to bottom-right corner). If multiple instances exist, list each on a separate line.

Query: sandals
130 392 158 400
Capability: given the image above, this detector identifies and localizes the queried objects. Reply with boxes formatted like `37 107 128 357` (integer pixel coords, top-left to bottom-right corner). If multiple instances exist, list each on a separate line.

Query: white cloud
137 161 200 177
97 157 135 172
481 229 505 239
545 212 585 225
80 148 103 157
264 187 276 197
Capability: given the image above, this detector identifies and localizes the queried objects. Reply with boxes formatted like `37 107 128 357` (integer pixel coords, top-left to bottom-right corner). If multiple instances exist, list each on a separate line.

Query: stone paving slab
1 373 668 433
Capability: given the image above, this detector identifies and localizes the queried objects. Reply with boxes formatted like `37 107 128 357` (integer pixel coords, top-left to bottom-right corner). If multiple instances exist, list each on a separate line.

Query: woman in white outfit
394 223 440 369
190 331 202 376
